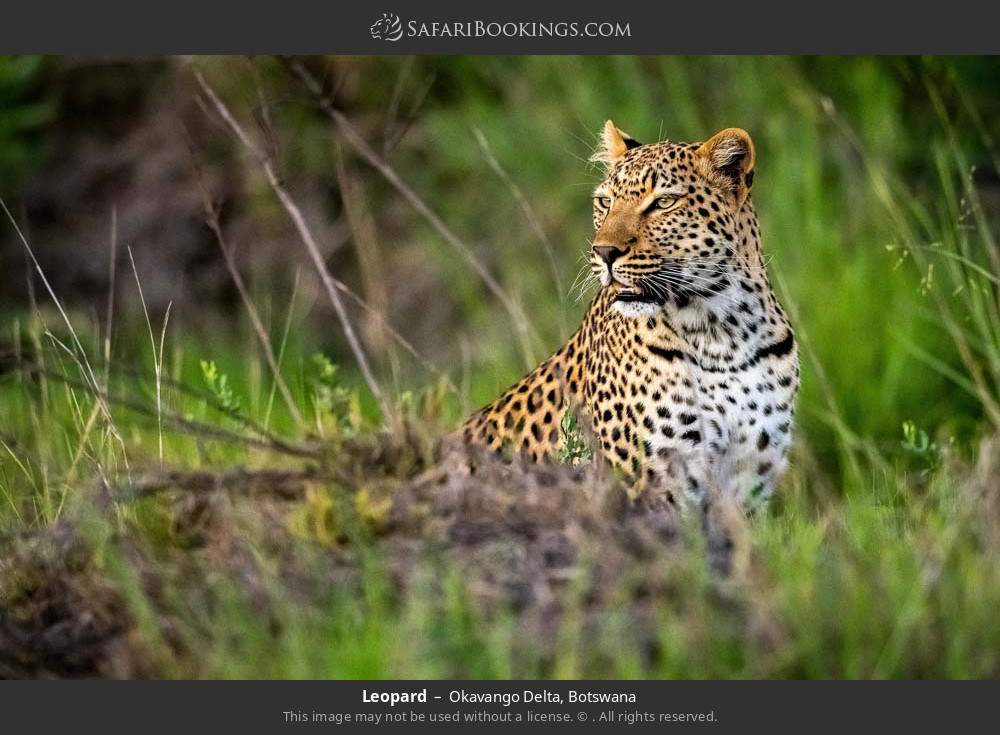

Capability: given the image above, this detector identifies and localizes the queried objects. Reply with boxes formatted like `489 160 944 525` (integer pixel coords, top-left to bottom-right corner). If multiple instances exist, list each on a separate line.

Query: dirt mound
0 439 740 678
0 525 147 678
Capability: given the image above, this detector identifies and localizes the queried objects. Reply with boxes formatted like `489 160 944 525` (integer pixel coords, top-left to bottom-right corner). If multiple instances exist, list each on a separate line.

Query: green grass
0 56 998 679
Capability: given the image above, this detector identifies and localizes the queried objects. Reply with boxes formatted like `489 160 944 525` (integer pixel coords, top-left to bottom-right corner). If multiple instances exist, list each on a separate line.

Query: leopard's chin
612 299 662 318
609 283 666 318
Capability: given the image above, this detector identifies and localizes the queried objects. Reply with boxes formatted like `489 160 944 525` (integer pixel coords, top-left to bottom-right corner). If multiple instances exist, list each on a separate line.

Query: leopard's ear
697 128 755 204
591 120 641 169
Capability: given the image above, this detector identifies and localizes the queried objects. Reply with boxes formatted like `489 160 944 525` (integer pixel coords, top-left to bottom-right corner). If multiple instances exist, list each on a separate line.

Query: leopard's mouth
612 282 665 305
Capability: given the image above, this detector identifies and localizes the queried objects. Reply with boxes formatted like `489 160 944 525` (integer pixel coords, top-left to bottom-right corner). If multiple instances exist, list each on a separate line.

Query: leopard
461 122 800 511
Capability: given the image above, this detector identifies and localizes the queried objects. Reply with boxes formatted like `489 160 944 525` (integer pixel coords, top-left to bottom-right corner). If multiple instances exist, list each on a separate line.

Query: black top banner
2 0 1000 54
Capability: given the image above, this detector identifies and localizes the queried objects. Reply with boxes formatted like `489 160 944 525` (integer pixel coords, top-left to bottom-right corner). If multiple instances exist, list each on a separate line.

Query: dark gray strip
1 2 998 54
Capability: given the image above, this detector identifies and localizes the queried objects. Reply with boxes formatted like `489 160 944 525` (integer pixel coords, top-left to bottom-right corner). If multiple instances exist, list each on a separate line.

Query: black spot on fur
680 430 701 444
757 430 770 451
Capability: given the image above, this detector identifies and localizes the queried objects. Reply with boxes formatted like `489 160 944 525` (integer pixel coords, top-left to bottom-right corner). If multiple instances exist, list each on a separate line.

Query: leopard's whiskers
642 271 746 309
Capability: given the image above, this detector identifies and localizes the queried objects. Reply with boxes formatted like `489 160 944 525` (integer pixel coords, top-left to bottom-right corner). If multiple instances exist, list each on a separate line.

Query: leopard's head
590 121 757 317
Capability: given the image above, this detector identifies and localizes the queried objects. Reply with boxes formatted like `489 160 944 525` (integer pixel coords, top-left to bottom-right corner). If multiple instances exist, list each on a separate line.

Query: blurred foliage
0 55 52 194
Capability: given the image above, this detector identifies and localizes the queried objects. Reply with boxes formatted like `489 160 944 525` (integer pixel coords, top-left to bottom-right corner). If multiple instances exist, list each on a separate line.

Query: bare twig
247 57 281 165
331 275 456 391
180 115 306 428
264 269 301 428
67 207 123 483
115 467 322 501
286 59 539 369
382 57 414 157
335 150 390 358
191 64 455 399
128 247 171 465
103 206 117 388
474 127 568 336
17 361 320 459
105 355 314 451
383 63 435 155
0 195 128 466
190 64 393 422
202 202 306 428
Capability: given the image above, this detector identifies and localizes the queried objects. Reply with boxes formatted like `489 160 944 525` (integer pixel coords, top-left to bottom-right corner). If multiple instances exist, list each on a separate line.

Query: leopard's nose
593 245 626 266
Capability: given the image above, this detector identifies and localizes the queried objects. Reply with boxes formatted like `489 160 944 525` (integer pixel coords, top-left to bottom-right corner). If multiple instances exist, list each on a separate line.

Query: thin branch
128 247 170 465
75 353 297 444
264 269 301 429
191 63 454 401
473 127 568 336
0 194 128 468
335 149 390 359
203 203 306 428
384 63 436 155
382 56 413 157
180 116 306 428
103 205 117 388
286 59 539 369
190 64 392 421
331 275 457 391
114 467 321 501
17 361 320 460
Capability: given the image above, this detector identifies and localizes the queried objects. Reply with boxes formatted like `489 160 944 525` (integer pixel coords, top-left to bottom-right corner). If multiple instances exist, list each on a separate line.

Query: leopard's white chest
665 296 799 504
696 359 796 495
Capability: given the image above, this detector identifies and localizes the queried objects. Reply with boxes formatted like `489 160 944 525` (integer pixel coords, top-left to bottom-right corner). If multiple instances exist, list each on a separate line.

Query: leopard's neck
661 206 786 366
580 267 787 373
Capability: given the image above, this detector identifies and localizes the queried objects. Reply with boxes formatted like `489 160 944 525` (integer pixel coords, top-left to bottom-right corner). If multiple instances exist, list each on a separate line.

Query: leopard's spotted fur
462 123 799 510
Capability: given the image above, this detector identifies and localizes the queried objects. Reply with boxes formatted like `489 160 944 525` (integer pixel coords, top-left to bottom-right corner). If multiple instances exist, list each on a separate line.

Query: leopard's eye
594 196 611 209
653 196 678 210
